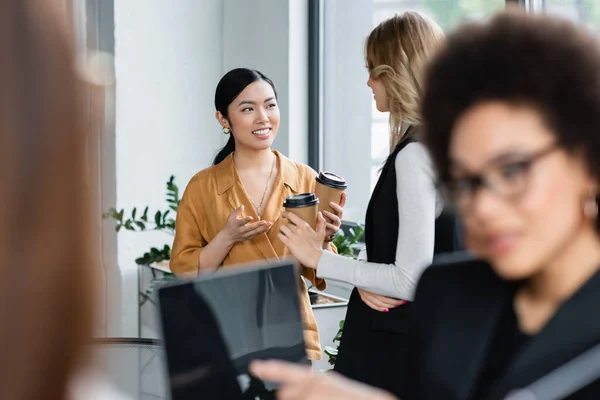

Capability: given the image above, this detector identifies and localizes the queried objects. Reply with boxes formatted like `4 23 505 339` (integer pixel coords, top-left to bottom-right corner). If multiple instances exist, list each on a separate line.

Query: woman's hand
249 360 397 400
323 192 346 241
357 288 406 312
278 212 327 269
222 205 272 244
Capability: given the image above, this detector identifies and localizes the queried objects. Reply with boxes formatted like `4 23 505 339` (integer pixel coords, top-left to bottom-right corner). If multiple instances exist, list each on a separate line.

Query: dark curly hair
422 10 600 184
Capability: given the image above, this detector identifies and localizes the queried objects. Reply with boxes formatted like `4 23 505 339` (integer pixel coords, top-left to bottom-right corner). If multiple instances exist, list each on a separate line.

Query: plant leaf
141 206 149 222
117 209 124 222
135 221 146 230
131 207 137 220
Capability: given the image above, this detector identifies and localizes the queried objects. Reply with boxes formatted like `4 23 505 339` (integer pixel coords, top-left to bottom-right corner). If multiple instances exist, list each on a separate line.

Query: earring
584 191 598 219
222 127 230 135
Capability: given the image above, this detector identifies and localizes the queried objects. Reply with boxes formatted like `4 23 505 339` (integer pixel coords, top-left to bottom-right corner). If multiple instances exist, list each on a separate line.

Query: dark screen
158 261 308 400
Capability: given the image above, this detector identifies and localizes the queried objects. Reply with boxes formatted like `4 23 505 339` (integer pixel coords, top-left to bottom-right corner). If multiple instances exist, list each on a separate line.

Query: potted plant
324 319 344 366
103 176 180 305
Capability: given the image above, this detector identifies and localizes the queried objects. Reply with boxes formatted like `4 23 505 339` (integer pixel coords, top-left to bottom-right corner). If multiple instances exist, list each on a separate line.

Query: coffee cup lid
283 193 319 208
316 171 348 190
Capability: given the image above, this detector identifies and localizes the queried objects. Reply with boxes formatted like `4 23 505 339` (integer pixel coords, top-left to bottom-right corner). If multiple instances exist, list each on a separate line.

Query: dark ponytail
214 135 236 166
212 68 277 165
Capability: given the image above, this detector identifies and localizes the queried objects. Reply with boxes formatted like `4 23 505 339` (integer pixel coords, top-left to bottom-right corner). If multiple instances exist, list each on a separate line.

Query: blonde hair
366 12 444 151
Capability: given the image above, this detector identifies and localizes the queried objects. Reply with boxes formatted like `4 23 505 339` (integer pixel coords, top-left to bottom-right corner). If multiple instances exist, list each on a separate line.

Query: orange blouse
170 150 334 360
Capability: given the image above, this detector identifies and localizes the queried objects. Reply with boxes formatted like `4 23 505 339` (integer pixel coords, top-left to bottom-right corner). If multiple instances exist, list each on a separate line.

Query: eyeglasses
445 143 559 213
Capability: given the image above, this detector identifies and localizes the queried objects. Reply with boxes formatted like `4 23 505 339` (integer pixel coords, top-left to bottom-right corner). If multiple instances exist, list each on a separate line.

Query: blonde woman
276 12 452 398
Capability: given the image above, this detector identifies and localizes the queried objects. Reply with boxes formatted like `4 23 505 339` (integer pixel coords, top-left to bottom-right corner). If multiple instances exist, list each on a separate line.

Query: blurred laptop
157 260 309 400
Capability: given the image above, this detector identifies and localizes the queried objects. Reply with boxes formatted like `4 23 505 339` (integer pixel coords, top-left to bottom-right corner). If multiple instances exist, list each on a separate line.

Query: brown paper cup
315 171 347 216
315 183 345 215
283 193 320 229
285 205 318 229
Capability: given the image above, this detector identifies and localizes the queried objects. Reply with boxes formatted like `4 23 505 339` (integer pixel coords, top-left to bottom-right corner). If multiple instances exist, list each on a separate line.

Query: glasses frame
444 143 559 213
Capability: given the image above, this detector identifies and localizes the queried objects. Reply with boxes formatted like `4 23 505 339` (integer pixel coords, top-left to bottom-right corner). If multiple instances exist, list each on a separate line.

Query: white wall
111 0 224 337
222 0 309 163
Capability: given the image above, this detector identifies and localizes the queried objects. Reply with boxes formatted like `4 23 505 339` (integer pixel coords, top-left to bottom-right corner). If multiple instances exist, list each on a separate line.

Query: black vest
333 129 462 399
365 131 462 265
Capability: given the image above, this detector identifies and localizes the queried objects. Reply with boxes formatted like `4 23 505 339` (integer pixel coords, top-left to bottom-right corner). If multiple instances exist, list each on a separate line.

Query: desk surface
142 262 349 306
146 261 171 274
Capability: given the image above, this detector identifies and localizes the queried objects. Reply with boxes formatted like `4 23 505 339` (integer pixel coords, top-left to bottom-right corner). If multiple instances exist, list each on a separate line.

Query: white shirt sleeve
357 246 367 262
316 143 439 300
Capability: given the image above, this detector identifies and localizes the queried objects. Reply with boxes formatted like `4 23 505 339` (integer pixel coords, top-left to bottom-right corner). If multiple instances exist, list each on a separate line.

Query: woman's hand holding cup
323 192 346 242
314 171 348 242
279 211 327 269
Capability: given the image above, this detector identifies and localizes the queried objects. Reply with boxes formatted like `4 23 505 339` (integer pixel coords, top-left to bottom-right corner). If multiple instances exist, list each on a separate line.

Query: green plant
103 175 180 265
104 175 181 305
322 224 364 366
324 319 344 366
332 225 364 258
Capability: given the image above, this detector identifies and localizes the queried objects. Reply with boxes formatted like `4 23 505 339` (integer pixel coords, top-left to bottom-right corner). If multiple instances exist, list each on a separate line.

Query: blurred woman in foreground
0 1 118 399
251 9 600 400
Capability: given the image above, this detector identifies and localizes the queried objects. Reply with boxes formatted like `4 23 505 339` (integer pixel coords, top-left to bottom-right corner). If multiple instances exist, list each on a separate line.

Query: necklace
235 153 276 218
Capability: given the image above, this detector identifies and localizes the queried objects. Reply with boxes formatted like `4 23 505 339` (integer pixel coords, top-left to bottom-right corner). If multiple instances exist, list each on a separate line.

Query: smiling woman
169 68 346 362
212 69 279 166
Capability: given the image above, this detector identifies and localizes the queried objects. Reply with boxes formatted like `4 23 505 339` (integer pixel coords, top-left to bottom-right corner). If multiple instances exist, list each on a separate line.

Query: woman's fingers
277 232 290 246
359 289 406 311
244 224 272 239
284 211 309 227
234 215 254 227
279 223 295 238
381 298 405 308
240 220 268 233
360 295 388 312
228 205 246 220
325 222 339 233
370 293 405 308
239 222 270 240
322 210 341 225
250 359 312 387
364 294 390 311
328 202 345 217
338 192 347 208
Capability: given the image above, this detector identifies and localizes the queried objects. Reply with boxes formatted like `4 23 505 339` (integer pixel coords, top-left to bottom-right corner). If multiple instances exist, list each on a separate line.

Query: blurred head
213 68 279 165
365 12 444 150
0 1 93 399
422 11 600 280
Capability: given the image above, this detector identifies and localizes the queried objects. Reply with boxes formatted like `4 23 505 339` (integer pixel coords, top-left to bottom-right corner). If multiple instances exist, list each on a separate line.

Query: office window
320 0 505 222
542 0 600 29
